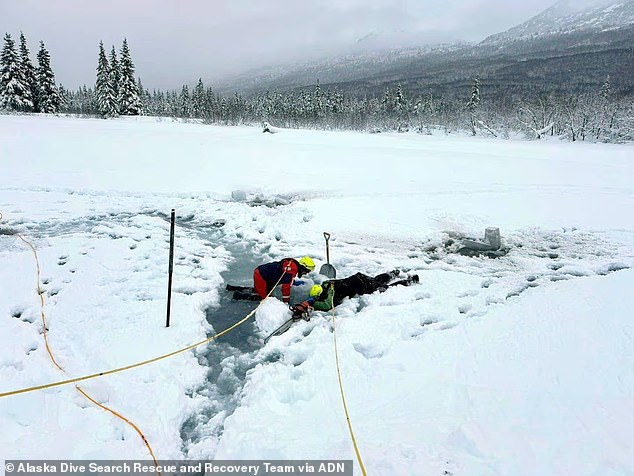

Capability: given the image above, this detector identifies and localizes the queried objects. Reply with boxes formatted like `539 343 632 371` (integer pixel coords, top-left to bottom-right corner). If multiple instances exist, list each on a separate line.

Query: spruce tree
466 77 481 135
95 41 117 117
466 77 480 114
137 77 148 113
18 32 37 111
117 38 141 115
381 87 393 113
179 85 190 117
205 86 216 120
36 41 61 113
394 83 408 125
109 45 119 109
192 78 205 118
313 82 323 119
597 75 616 140
1 33 32 111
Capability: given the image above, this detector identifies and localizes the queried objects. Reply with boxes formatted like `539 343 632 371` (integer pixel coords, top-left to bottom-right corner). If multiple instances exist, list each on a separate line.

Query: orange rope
1 212 287 469
14 230 160 470
1 265 286 399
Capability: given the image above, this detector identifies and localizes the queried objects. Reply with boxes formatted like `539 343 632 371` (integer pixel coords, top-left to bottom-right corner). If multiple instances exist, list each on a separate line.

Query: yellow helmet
298 256 315 271
310 284 323 297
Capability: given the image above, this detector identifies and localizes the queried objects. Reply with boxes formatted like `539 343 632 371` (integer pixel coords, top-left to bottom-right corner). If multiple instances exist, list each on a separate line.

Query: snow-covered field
1 114 633 475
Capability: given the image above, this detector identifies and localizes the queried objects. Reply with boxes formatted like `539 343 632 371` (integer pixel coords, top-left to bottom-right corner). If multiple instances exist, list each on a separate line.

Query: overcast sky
0 0 556 90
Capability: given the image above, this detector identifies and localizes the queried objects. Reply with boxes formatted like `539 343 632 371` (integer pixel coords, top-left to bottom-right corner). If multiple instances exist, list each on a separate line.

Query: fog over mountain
213 0 634 99
0 0 554 89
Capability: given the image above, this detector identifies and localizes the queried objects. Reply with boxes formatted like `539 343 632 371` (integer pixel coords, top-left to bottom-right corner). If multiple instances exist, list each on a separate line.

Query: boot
233 290 261 301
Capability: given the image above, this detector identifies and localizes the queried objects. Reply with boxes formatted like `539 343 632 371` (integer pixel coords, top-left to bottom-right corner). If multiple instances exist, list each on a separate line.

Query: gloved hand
292 280 305 286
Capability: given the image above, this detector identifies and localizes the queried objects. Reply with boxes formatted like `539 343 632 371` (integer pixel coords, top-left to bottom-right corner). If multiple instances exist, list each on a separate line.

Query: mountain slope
216 1 634 99
482 0 634 46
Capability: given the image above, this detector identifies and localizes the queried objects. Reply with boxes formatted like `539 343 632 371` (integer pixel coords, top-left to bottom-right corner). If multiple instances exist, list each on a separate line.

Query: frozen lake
1 114 633 474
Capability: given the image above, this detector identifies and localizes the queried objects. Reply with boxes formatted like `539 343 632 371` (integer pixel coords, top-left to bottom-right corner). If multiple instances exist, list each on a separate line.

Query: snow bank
219 270 634 475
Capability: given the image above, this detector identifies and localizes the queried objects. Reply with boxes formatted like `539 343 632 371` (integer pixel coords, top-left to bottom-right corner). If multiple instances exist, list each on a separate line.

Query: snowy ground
1 114 633 475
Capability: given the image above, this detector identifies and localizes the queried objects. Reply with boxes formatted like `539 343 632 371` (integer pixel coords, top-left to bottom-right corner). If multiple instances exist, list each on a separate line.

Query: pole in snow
166 209 175 328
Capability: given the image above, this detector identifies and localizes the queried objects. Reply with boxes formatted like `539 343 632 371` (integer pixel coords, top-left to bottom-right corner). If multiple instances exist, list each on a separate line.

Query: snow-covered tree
95 41 117 117
137 77 150 114
18 32 37 111
192 78 205 118
1 33 32 111
394 83 409 129
179 85 190 117
595 75 617 141
205 86 217 120
414 92 437 133
466 77 481 135
109 45 119 107
381 87 393 114
517 94 555 139
117 39 141 115
313 82 323 120
394 83 407 113
35 41 61 113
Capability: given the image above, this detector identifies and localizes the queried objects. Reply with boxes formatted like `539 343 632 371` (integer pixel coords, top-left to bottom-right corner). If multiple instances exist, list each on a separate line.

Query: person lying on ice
230 256 315 302
290 270 419 316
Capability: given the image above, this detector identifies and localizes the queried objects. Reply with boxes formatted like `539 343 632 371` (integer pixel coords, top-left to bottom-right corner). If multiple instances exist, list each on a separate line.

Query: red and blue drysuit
253 258 305 303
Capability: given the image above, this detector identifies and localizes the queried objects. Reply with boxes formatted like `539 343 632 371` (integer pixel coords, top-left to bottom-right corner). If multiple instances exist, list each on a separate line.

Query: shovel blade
319 263 337 278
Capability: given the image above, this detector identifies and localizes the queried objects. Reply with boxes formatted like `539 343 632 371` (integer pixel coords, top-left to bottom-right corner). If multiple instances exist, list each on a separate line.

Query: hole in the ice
182 239 274 455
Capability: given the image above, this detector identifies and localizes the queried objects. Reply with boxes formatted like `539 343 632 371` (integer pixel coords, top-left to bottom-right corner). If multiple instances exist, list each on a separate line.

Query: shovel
319 232 337 278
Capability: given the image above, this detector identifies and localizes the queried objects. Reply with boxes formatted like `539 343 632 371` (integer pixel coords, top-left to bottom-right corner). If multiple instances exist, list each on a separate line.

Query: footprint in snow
458 304 472 314
352 343 384 359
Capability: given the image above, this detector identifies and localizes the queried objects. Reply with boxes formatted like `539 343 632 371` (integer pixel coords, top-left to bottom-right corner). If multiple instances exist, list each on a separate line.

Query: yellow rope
2 217 286 468
15 234 64 371
13 231 160 469
0 260 282 399
329 289 367 476
76 387 160 464
2 212 339 470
